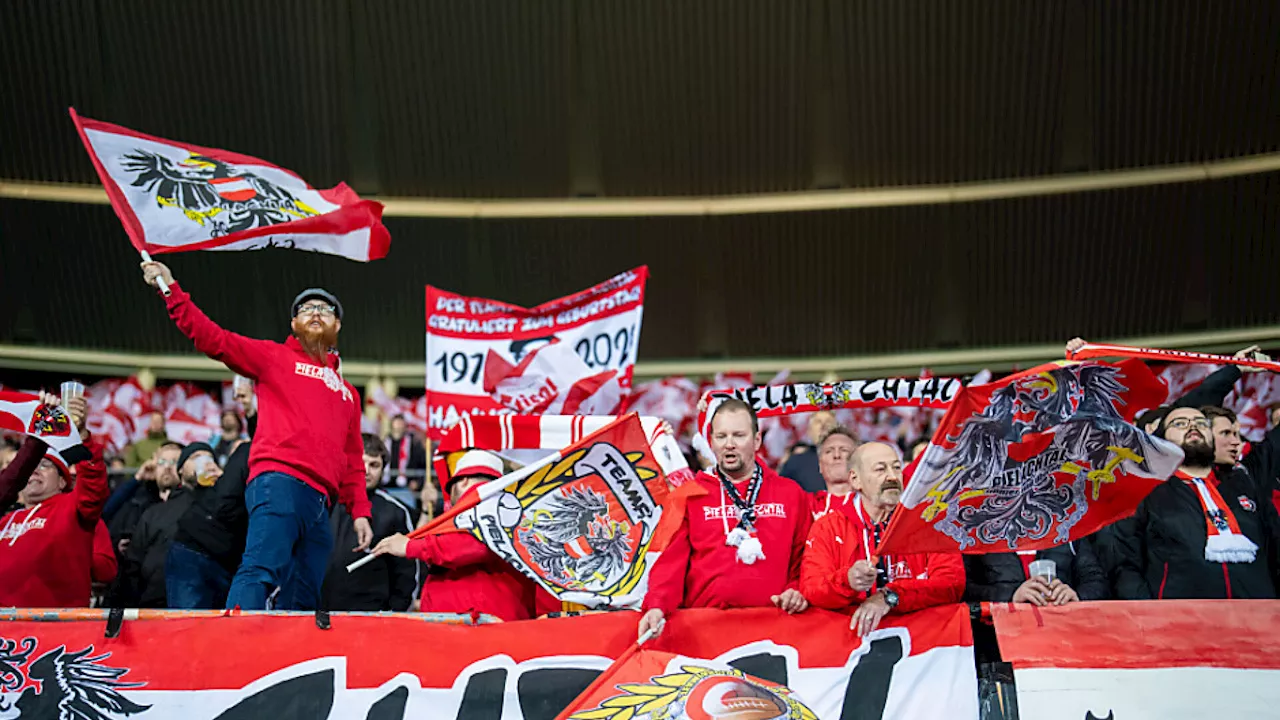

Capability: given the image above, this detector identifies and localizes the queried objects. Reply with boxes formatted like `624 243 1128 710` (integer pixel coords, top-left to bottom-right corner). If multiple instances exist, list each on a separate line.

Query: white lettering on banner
553 288 643 326
435 297 466 312
427 315 520 335
703 503 788 521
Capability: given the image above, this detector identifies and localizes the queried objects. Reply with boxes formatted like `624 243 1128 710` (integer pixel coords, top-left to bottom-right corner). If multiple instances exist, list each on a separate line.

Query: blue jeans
166 541 232 609
225 472 333 611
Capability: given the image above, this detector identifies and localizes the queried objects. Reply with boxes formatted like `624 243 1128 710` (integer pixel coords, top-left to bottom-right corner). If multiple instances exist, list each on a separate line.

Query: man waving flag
70 109 390 264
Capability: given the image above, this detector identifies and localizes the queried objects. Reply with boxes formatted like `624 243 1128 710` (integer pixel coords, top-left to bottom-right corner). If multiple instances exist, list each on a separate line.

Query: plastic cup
1028 559 1057 585
60 380 84 407
193 455 219 487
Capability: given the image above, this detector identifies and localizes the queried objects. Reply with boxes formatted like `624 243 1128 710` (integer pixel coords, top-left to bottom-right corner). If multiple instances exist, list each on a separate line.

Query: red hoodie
800 501 964 615
642 465 812 614
0 439 109 608
407 486 557 621
164 283 370 519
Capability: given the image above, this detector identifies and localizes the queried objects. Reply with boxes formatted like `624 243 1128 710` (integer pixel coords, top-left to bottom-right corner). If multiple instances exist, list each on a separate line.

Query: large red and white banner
425 268 648 439
993 600 1280 720
0 606 974 720
70 109 390 262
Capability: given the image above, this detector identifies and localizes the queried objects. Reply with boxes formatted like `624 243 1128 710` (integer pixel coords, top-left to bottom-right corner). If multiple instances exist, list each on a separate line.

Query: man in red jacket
0 395 109 608
142 261 372 610
810 425 859 522
371 450 554 620
801 441 964 636
638 400 813 639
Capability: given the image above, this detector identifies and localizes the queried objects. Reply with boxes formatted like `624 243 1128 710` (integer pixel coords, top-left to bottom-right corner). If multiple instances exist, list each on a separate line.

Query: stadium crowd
2 259 1278 665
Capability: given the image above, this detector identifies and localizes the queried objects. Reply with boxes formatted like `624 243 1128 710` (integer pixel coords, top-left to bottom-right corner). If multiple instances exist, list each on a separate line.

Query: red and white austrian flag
424 267 647 439
70 109 391 262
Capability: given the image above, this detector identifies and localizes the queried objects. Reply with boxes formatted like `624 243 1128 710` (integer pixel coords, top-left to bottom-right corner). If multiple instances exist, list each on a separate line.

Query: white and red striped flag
70 109 390 263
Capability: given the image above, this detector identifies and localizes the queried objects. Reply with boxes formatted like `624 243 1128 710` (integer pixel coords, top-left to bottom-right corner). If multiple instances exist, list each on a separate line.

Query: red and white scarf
1177 471 1258 563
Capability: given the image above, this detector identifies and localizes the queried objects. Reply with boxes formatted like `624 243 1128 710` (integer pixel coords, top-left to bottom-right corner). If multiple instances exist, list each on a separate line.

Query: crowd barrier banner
425 267 648 439
992 599 1280 720
0 605 975 720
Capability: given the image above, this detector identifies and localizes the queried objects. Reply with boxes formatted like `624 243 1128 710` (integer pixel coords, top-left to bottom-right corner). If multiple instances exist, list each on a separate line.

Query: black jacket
172 442 251 573
1096 466 1280 600
117 487 197 607
963 542 1109 603
106 482 161 547
323 487 419 611
778 446 824 493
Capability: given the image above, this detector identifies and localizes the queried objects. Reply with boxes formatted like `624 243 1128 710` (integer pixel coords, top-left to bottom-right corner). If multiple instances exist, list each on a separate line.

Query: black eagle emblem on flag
121 151 320 236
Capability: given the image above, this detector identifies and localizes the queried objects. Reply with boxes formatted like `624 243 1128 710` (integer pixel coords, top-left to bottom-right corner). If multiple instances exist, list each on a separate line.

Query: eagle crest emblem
121 151 320 236
918 363 1177 549
0 636 149 720
27 405 71 439
456 439 663 607
801 382 854 410
566 663 817 720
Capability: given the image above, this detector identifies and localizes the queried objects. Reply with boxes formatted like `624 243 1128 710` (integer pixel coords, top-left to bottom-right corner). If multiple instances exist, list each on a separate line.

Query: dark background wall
1 1 1277 367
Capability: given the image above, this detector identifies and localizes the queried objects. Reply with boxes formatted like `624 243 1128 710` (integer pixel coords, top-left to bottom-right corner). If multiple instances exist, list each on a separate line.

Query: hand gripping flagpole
345 447 567 574
140 251 171 297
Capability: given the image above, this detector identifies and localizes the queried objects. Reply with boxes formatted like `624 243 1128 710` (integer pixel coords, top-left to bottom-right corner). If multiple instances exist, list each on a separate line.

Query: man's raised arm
141 260 273 379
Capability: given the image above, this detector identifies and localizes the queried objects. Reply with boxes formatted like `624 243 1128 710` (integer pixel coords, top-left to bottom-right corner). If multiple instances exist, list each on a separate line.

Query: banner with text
425 268 648 439
0 606 974 720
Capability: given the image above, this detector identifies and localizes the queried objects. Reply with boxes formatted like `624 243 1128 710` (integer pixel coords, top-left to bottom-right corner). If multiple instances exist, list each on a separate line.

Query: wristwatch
882 588 900 609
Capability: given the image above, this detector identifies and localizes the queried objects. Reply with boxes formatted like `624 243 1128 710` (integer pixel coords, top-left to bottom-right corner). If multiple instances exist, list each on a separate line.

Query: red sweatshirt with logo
164 283 370 519
0 438 109 608
642 465 813 613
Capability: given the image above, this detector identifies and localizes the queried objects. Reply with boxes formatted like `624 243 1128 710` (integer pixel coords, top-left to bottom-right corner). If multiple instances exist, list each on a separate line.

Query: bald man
800 442 965 636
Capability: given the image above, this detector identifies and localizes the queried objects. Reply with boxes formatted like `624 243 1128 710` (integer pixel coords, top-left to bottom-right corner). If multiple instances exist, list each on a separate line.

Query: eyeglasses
296 302 337 318
156 458 179 467
1166 418 1211 431
36 459 56 472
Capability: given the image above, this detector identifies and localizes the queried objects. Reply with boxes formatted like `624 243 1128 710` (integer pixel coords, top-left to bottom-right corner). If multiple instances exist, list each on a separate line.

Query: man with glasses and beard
1099 406 1280 600
141 261 372 610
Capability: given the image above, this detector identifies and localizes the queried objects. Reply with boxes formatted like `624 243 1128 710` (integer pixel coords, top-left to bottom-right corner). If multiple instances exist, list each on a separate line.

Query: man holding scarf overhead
141 261 372 610
1098 406 1280 600
638 399 812 639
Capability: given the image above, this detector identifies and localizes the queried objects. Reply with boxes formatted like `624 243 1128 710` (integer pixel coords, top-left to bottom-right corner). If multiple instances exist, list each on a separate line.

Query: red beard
292 318 339 362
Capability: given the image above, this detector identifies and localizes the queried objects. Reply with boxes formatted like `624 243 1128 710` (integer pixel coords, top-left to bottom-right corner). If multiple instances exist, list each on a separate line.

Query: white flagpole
345 448 566 574
140 251 171 296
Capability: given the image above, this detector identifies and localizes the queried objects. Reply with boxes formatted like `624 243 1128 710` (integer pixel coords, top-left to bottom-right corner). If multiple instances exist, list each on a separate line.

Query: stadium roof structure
1 1 1278 383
